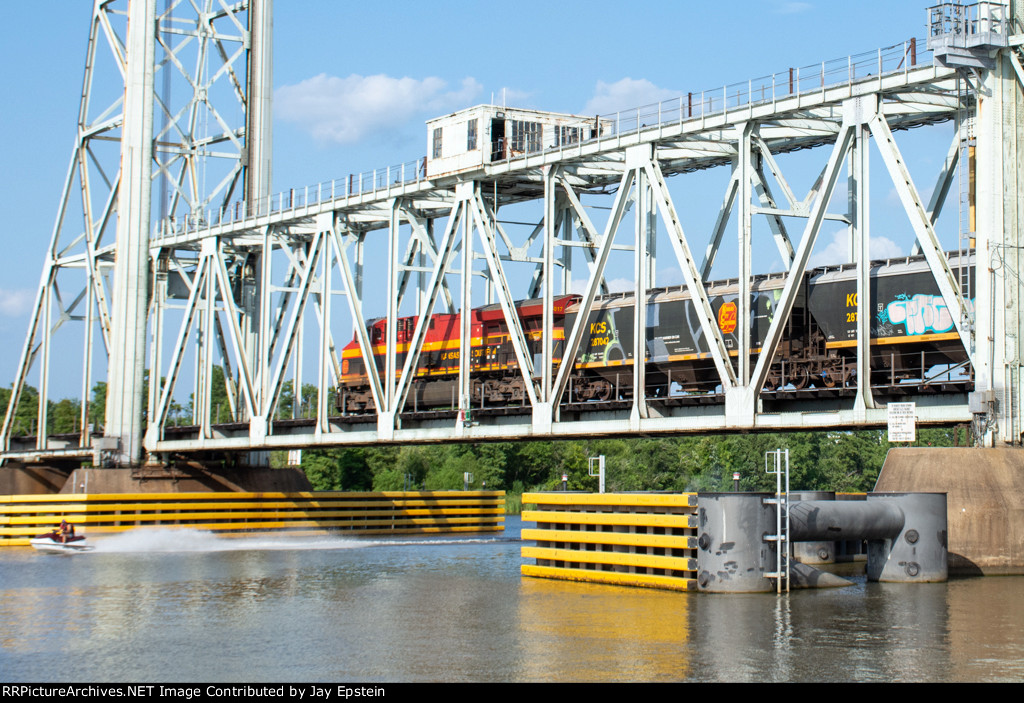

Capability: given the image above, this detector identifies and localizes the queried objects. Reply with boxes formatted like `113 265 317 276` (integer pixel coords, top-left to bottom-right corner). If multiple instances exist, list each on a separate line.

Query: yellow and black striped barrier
521 492 698 592
0 490 505 546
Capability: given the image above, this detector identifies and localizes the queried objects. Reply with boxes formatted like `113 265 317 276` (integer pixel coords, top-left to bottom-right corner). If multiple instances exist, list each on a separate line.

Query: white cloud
808 229 904 268
581 78 679 117
570 277 635 295
276 73 482 144
0 288 33 317
869 234 905 260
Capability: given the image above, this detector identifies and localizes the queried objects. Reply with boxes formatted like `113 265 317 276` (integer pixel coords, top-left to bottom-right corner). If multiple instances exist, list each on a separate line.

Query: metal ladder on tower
956 70 975 296
762 448 791 594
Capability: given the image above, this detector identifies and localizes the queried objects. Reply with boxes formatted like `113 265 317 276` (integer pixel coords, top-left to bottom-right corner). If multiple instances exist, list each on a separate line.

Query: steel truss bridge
3 0 1024 469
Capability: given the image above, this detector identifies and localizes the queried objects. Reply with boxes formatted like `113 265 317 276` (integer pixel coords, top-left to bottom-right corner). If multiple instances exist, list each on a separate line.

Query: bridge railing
928 2 1012 46
157 39 932 239
161 156 430 235
594 39 926 135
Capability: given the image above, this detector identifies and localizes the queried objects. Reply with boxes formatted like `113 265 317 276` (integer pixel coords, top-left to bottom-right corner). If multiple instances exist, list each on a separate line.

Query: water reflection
1 520 1022 682
517 579 692 681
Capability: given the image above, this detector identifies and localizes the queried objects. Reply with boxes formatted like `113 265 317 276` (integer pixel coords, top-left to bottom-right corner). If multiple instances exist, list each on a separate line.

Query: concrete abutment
877 447 1024 575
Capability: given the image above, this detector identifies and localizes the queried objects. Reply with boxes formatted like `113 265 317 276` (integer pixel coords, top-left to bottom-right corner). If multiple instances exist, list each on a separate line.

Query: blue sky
0 1 952 397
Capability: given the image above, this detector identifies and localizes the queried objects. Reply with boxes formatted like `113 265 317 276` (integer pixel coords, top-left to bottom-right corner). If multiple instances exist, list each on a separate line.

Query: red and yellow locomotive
339 295 576 412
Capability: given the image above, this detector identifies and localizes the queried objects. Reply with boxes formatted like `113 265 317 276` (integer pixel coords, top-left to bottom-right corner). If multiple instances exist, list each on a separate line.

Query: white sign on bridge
887 402 916 443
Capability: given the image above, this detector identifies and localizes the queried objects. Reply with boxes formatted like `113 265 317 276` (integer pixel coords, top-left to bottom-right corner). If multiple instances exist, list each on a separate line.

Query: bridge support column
105 0 156 467
377 411 396 441
241 1 272 473
973 6 1024 445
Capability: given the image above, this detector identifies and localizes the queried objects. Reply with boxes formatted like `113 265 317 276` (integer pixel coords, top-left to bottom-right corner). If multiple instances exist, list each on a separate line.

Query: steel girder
4 34 998 463
140 65 980 453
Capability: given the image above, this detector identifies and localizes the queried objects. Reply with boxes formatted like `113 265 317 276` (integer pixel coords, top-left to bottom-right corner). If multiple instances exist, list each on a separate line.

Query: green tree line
295 426 965 495
2 373 966 498
0 371 327 437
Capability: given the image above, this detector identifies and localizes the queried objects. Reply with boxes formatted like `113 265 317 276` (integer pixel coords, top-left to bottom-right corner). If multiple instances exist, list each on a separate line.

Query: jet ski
30 530 93 554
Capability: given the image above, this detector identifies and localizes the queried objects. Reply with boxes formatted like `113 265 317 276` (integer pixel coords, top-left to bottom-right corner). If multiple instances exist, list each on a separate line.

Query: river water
1 516 1022 683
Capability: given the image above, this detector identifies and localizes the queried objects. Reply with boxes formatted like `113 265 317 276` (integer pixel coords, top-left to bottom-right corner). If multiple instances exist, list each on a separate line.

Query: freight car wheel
819 372 837 388
789 367 811 390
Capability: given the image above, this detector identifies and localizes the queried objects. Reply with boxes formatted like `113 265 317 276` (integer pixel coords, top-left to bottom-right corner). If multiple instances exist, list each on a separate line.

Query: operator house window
433 127 443 159
511 120 542 153
555 125 580 147
467 118 477 151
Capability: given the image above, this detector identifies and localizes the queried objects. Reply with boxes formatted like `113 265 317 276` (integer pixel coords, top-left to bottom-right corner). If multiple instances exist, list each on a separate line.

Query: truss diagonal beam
332 223 386 414
750 123 855 395
147 257 210 445
395 205 454 313
868 112 973 355
211 243 257 418
260 230 326 424
393 200 465 417
752 163 795 269
552 168 636 409
643 159 737 387
752 135 799 208
700 170 739 280
472 191 540 407
912 125 962 255
559 179 612 297
526 189 569 303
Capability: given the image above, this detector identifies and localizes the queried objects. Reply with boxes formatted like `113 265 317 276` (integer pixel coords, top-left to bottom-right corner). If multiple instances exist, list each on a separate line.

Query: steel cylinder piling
689 491 948 592
864 492 948 582
790 490 837 565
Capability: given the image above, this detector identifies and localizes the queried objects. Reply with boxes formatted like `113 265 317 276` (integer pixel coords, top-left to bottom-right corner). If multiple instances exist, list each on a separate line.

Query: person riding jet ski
41 520 77 543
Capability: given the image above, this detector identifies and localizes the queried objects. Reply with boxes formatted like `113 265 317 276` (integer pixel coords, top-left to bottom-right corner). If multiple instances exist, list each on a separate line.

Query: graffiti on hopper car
880 294 974 336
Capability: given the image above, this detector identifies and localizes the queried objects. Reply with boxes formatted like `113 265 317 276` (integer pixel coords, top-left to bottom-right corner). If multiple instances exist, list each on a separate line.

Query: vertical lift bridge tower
0 0 273 472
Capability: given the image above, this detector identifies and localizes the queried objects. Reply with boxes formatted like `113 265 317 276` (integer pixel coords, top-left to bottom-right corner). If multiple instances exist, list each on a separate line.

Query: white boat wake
86 529 512 554
90 528 370 553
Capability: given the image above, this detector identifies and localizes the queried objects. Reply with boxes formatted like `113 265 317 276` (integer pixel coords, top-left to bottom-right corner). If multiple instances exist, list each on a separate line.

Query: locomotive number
591 336 610 347
846 312 858 322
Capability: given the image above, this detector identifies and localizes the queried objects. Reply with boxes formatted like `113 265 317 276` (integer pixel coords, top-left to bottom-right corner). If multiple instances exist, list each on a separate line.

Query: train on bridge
339 253 974 414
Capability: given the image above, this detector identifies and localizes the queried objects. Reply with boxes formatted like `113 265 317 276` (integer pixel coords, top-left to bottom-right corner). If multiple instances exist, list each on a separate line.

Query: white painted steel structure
3 1 1023 468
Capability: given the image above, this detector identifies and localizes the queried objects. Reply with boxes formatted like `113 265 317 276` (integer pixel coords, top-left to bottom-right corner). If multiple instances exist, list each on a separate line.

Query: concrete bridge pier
0 461 312 494
876 447 1024 575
